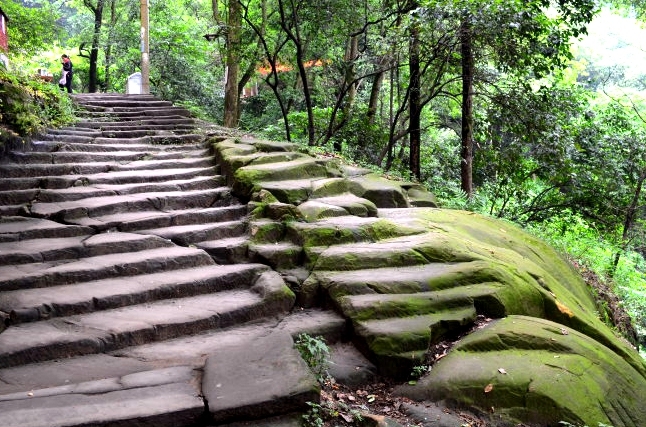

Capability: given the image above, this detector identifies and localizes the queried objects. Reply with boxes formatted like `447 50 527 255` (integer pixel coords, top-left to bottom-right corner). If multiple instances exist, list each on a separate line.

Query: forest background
1 0 645 357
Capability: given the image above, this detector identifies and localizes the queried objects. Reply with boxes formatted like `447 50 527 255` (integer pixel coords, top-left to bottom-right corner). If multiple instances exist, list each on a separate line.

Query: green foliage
0 67 75 137
527 211 646 351
294 333 330 382
302 400 364 427
2 0 62 56
408 364 430 384
302 402 325 427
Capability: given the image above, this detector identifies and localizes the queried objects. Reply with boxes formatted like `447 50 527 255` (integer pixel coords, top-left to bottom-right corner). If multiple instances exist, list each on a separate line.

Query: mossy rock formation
212 136 646 427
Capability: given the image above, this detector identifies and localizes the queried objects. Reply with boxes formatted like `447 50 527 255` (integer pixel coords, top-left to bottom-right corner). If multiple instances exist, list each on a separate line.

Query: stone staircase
0 94 346 427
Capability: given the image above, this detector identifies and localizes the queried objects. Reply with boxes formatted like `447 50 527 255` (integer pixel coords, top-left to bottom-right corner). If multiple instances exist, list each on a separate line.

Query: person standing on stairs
58 54 74 93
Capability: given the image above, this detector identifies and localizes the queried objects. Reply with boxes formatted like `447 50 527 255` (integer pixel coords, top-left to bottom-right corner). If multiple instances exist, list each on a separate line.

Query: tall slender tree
460 16 474 197
224 0 241 128
80 0 104 93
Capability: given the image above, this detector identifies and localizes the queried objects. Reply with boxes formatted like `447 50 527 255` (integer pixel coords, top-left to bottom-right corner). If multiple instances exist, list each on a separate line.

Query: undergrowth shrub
294 333 330 383
0 66 75 138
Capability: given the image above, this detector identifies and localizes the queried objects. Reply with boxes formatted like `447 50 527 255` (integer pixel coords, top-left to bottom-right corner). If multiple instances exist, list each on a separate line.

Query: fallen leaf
556 300 574 318
484 383 493 393
340 412 353 422
498 368 507 374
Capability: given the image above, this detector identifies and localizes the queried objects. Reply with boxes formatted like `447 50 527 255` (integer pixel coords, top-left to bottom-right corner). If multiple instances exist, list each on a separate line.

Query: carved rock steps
0 94 336 426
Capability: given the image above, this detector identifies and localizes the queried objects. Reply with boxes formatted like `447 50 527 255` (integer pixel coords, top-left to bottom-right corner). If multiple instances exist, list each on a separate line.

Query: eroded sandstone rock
212 136 646 427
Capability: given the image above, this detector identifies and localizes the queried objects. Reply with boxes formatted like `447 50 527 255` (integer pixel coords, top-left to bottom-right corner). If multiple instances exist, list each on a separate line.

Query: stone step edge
0 245 215 291
0 270 296 368
3 263 269 325
0 332 324 427
0 366 205 427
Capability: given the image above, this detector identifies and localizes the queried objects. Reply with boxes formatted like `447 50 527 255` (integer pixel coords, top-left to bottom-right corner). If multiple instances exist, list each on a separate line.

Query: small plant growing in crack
408 364 430 385
295 333 330 383
302 400 363 427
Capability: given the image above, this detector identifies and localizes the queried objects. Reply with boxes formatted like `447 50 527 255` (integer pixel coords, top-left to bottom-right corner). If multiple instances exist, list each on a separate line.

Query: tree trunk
223 0 241 128
409 15 421 181
367 70 384 126
460 17 474 197
612 170 646 274
83 0 104 93
103 0 116 91
278 0 314 145
331 35 359 151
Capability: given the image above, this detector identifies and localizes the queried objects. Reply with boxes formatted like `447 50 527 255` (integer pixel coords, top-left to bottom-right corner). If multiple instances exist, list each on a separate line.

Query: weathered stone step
137 221 247 246
0 366 204 427
287 215 426 247
0 309 346 427
0 188 39 205
44 124 195 139
203 331 318 424
2 175 218 206
0 245 214 291
71 117 196 128
310 262 506 299
196 236 250 264
71 93 158 102
0 205 27 216
0 157 214 178
0 231 174 266
46 126 198 138
0 309 345 397
5 148 210 164
73 99 174 109
0 270 294 368
0 217 94 242
30 188 232 222
39 132 203 145
19 176 222 204
0 166 218 191
32 140 203 153
353 307 477 379
76 205 247 232
77 129 198 139
339 285 508 321
248 242 303 270
0 263 269 324
312 233 479 271
40 128 103 139
76 107 192 119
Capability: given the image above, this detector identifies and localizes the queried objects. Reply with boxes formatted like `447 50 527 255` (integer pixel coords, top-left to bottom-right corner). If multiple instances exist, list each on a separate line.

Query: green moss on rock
399 316 646 427
210 131 646 425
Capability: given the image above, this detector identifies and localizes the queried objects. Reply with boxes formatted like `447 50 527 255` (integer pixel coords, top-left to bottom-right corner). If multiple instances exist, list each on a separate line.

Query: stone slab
0 217 94 241
202 330 319 424
0 263 266 322
0 289 268 368
0 366 204 427
0 245 215 291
